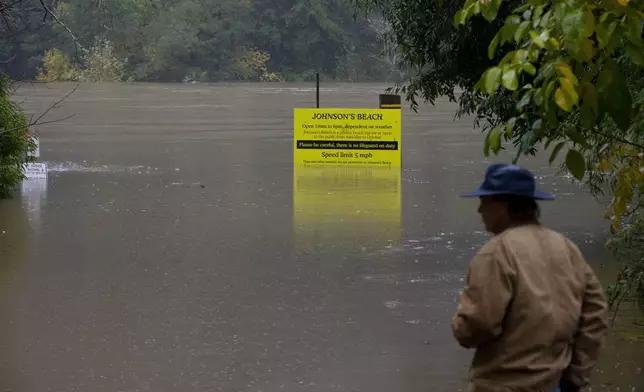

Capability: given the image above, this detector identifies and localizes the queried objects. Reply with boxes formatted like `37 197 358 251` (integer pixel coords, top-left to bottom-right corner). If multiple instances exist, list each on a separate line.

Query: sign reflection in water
293 165 401 249
20 179 47 230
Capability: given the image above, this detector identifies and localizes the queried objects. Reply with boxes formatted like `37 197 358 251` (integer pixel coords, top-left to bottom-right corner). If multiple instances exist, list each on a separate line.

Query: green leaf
565 149 586 180
516 91 532 110
581 9 595 38
554 3 567 22
502 16 521 42
515 21 530 43
549 142 565 164
499 52 514 65
507 15 522 25
454 8 472 25
540 10 552 28
579 103 596 129
545 37 560 50
472 1 481 15
506 117 517 138
473 77 485 93
513 49 528 63
481 1 500 22
546 104 559 126
556 63 578 85
531 5 547 29
532 5 544 21
535 62 555 84
502 68 519 90
530 30 549 48
522 63 536 76
582 82 599 116
625 41 644 66
623 15 643 45
554 88 571 111
554 78 579 112
579 39 595 62
579 83 599 129
562 10 582 42
488 34 500 59
544 80 557 100
597 67 633 131
484 67 503 95
562 9 594 44
515 4 531 14
489 126 503 154
596 20 617 49
534 87 545 107
596 68 613 92
484 130 491 156
453 10 465 25
528 48 540 62
565 129 590 148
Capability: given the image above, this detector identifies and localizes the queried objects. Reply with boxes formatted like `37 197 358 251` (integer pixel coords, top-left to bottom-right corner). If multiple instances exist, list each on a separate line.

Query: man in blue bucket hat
451 164 608 392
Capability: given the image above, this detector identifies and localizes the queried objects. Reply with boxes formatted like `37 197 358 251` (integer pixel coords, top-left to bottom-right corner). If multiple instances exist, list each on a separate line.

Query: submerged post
316 73 320 108
379 94 402 109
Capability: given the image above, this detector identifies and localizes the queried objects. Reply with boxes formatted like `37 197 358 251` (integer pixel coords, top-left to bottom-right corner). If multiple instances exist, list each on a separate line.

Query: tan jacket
452 224 608 392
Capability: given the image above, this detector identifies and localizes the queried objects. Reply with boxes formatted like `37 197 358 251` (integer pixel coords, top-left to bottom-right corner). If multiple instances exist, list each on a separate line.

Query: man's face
478 196 510 234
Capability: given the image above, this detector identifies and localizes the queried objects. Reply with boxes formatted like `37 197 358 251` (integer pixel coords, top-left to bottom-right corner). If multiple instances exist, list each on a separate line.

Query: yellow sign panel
294 108 402 167
293 165 401 249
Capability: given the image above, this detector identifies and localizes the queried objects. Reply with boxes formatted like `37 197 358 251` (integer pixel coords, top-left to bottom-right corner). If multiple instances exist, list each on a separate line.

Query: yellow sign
293 108 402 167
293 165 401 250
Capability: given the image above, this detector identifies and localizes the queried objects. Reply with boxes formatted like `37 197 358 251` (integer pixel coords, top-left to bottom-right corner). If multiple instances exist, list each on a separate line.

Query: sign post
24 135 47 180
379 94 402 110
316 73 320 108
27 135 40 158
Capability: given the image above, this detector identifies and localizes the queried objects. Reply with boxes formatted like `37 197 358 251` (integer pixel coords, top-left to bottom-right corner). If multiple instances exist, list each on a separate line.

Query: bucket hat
461 163 554 200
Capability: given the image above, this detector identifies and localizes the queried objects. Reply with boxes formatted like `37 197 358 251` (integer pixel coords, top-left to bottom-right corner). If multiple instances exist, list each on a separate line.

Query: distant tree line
1 0 402 83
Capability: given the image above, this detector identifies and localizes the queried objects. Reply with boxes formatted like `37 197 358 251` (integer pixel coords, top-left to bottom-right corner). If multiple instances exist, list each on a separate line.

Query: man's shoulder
497 225 583 255
477 226 578 253
500 224 568 242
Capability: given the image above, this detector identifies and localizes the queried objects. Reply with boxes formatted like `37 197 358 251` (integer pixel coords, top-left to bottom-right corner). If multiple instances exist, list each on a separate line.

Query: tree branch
0 53 15 63
37 0 84 54
0 0 24 13
0 83 78 135
31 82 78 126
589 127 644 150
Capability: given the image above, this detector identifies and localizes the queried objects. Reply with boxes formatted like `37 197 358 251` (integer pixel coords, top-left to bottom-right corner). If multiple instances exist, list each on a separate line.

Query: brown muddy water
0 82 641 392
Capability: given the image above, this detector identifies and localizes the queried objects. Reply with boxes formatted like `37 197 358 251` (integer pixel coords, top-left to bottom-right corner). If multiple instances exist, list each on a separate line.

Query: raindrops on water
46 161 159 174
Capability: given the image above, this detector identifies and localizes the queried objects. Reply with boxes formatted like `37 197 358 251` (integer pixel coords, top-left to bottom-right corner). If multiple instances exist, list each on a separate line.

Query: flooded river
1 83 642 391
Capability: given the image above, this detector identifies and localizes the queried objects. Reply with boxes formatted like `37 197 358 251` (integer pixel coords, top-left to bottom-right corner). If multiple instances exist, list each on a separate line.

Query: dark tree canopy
351 0 520 112
1 0 400 82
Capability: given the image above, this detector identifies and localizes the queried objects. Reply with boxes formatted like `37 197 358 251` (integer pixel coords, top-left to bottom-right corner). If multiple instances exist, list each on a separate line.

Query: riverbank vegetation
351 0 644 316
1 1 34 197
0 76 33 198
2 0 401 83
